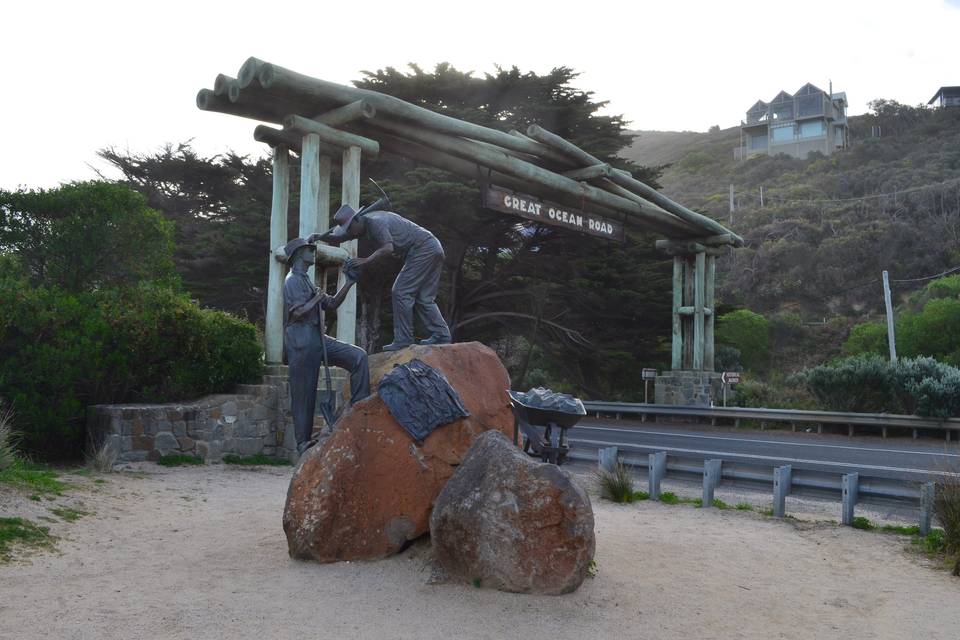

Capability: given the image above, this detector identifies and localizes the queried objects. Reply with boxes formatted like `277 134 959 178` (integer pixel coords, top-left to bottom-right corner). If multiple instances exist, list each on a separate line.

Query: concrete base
654 370 723 407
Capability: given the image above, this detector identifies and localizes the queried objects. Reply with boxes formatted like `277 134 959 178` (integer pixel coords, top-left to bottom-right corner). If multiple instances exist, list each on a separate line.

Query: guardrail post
773 465 791 517
702 459 722 507
598 446 618 473
920 481 936 536
841 472 859 526
649 451 667 500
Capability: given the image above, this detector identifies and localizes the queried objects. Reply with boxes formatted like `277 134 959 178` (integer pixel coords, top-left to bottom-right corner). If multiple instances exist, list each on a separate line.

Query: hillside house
928 86 960 108
737 83 848 160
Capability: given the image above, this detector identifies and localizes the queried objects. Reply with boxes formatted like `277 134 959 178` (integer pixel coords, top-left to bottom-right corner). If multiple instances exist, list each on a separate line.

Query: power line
890 264 960 283
736 176 960 207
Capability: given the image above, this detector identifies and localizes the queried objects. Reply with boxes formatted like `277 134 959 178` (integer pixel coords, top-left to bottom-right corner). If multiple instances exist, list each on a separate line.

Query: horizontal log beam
214 74 236 97
563 163 611 180
678 306 713 316
348 125 628 220
314 100 376 127
255 61 575 166
526 124 742 245
284 115 380 157
364 116 699 237
197 88 297 124
253 125 344 158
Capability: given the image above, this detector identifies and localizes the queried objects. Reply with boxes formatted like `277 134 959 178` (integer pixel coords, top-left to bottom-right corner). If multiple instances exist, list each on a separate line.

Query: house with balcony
928 86 960 108
737 83 848 160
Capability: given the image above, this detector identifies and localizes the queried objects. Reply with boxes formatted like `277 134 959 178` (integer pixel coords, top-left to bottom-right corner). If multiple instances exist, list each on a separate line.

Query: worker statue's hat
328 204 359 240
281 237 316 264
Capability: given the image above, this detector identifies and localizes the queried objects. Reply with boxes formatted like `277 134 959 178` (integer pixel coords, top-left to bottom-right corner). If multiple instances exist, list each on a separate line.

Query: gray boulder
429 430 595 594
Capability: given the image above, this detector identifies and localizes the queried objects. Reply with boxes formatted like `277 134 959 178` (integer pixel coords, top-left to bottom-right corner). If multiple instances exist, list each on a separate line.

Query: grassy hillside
622 102 960 373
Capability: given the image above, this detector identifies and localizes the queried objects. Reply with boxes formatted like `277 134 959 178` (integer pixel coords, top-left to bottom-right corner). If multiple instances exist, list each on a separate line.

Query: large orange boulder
283 342 515 562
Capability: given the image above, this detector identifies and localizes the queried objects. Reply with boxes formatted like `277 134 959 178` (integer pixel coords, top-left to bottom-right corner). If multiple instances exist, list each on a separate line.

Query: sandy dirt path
1 464 957 640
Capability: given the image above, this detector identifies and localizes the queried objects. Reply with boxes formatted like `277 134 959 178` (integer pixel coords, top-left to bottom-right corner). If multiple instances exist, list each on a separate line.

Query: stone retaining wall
87 368 346 464
654 370 723 406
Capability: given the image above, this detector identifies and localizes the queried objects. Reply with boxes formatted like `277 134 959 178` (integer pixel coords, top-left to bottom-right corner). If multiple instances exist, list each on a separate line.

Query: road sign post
721 371 740 407
642 368 656 404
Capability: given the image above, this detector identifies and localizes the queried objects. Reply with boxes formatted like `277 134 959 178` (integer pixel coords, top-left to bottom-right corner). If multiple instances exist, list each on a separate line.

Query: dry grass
0 403 18 471
85 439 118 473
933 472 960 576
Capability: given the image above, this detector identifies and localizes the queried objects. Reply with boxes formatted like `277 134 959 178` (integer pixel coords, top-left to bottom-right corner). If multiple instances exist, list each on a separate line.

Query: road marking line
577 425 960 458
570 437 960 477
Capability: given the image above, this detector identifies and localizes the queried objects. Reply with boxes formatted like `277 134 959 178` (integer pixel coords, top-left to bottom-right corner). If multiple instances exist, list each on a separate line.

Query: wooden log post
841 472 859 526
919 481 935 536
317 155 332 290
265 146 290 364
683 256 694 369
337 145 361 345
672 257 683 370
299 134 321 283
705 254 716 371
693 251 706 371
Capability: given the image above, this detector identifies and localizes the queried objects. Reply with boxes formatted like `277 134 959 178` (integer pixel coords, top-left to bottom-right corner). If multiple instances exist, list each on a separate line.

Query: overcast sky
3 0 959 190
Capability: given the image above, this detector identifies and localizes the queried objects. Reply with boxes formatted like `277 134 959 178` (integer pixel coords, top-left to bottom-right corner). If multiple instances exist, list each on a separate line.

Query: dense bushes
716 309 769 371
797 355 960 417
843 280 960 365
0 183 262 459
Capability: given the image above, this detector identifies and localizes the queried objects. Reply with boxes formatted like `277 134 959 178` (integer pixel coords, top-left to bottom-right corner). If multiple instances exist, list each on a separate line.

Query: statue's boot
418 336 451 346
381 341 412 352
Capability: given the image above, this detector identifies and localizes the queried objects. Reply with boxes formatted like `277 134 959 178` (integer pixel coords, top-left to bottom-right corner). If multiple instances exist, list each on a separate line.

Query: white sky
3 0 959 190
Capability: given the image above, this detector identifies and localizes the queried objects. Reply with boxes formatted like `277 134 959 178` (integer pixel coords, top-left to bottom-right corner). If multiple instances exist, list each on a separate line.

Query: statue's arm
322 279 356 312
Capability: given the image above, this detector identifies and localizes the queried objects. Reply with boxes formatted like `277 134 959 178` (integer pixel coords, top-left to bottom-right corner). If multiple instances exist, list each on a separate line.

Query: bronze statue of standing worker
282 237 370 456
311 204 452 351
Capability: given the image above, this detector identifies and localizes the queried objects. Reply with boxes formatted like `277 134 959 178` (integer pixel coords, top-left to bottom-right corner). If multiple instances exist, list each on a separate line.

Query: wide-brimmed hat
281 237 316 263
329 204 360 240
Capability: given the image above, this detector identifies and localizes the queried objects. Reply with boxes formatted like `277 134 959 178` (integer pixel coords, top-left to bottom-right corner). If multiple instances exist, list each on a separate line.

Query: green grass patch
851 516 874 530
711 499 730 509
735 502 754 511
758 507 774 517
222 453 291 466
912 529 946 554
156 454 203 467
880 524 921 536
632 490 650 501
0 517 56 562
659 491 679 505
0 460 67 496
49 506 88 522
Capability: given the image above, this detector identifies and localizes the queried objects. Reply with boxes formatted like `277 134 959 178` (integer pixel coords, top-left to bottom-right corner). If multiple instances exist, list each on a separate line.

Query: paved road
568 419 960 482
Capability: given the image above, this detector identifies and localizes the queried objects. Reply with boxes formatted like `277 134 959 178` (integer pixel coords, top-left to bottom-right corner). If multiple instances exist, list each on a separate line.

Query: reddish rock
283 342 515 563
430 430 595 595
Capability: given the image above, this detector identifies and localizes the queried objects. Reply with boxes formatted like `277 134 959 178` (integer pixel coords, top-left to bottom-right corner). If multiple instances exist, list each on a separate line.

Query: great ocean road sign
483 185 625 242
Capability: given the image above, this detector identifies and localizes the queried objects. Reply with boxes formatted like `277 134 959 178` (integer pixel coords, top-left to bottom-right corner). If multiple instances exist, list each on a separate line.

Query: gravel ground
1 462 957 640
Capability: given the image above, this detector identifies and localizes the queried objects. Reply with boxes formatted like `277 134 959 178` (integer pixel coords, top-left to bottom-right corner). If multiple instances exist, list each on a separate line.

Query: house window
771 124 795 142
750 134 768 149
799 121 825 138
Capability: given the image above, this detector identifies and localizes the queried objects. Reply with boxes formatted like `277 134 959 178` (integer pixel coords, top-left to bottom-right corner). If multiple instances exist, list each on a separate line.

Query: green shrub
842 321 889 358
0 182 175 292
798 355 960 417
222 454 291 466
851 516 873 530
0 280 262 459
716 309 769 371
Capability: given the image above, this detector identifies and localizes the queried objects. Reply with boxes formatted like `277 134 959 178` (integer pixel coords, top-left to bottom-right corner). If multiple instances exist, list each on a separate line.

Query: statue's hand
343 257 364 283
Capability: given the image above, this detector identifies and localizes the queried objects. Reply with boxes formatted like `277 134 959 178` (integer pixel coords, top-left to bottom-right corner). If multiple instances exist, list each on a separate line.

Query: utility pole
882 270 897 361
729 184 735 223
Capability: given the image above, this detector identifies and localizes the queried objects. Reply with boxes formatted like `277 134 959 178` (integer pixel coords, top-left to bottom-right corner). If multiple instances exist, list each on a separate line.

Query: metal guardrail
575 444 940 533
582 401 960 440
